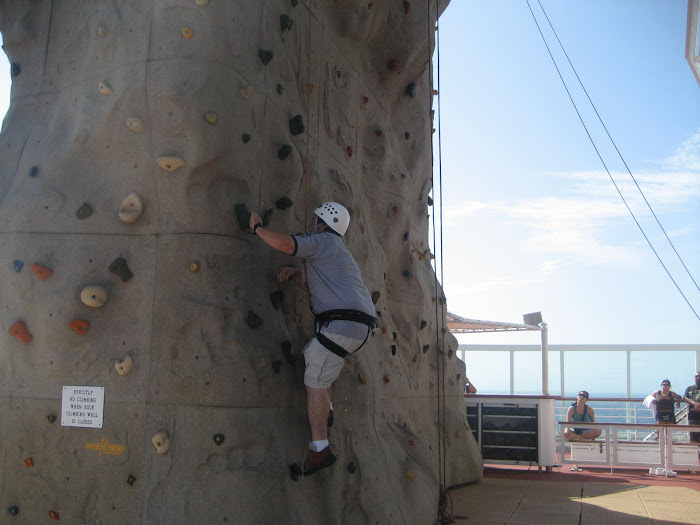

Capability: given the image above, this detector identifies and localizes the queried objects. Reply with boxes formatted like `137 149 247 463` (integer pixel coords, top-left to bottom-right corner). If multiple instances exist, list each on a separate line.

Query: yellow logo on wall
85 437 125 456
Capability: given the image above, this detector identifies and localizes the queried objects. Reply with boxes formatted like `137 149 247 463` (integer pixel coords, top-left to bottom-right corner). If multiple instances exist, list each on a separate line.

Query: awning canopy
446 311 543 333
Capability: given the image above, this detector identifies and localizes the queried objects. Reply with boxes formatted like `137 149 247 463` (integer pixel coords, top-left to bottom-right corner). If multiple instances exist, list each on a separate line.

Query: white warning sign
61 386 105 428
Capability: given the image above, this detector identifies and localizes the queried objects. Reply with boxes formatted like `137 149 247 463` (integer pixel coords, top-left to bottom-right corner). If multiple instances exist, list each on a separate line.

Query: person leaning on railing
684 371 700 443
650 379 683 425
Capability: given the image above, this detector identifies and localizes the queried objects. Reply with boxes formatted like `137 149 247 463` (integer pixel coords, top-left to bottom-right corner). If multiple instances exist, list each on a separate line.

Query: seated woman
564 391 602 441
650 379 682 425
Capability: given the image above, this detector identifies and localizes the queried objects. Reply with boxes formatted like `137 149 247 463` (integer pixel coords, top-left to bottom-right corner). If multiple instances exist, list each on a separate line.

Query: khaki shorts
303 330 364 388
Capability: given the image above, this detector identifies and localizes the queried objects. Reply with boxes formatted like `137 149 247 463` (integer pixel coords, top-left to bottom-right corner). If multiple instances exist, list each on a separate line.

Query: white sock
312 440 329 452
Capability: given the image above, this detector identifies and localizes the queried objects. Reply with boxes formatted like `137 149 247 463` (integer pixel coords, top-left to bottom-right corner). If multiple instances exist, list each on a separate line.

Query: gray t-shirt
292 230 375 340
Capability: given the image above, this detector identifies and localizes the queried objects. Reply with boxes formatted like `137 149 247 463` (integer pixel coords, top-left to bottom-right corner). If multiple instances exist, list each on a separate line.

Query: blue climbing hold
28 166 38 177
10 63 19 77
13 260 23 273
8 506 19 516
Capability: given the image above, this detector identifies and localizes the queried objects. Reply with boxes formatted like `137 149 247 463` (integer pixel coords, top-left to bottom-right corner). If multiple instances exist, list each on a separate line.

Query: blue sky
433 0 700 346
0 2 698 350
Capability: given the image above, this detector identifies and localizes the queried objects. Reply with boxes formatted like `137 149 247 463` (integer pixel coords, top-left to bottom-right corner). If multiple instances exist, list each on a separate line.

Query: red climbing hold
409 439 417 446
376 130 383 137
24 458 33 467
404 1 411 14
368 3 373 8
360 225 365 234
31 264 53 280
392 206 399 213
49 510 60 520
363 96 369 104
346 146 353 157
389 60 399 71
9 321 32 344
401 173 406 179
381 326 387 334
69 319 89 335
383 375 390 383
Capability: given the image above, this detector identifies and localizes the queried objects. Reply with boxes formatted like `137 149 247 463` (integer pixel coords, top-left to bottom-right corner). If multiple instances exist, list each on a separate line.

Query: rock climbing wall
0 0 482 523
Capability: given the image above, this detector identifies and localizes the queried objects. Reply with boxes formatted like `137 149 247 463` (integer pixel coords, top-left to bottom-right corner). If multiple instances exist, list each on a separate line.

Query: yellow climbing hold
119 192 144 223
358 372 366 384
81 285 109 308
195 0 208 5
126 118 144 132
240 86 253 99
97 27 106 37
204 113 218 124
115 355 134 376
98 82 112 95
156 156 185 172
182 27 194 39
189 262 200 272
405 470 415 481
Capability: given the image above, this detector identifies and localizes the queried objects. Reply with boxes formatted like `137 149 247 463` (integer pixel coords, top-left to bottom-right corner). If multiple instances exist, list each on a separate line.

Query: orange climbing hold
68 319 89 335
9 321 32 344
49 510 60 520
24 457 33 467
31 264 53 280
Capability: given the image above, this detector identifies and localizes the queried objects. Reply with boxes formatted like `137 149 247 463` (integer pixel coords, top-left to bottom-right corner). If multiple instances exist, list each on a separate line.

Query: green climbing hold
280 14 294 32
289 115 305 136
391 345 396 355
235 203 251 230
10 63 19 77
242 133 251 143
419 320 427 330
246 311 263 329
281 340 297 364
347 461 357 473
270 290 284 310
76 202 92 220
276 197 293 210
109 257 133 282
276 84 284 95
278 144 292 160
8 506 19 516
423 344 430 353
272 360 282 374
258 49 273 66
47 415 57 424
291 0 298 7
371 291 380 304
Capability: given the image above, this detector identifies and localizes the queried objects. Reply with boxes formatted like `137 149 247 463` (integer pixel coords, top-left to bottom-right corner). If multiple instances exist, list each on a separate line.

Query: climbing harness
313 309 378 359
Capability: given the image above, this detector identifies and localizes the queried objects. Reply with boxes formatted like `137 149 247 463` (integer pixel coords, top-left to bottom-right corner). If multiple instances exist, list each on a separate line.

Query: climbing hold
48 510 60 520
119 192 143 223
258 49 273 66
240 86 253 99
126 118 143 132
115 355 133 375
392 332 397 340
80 285 108 308
24 458 33 467
360 225 365 234
358 373 367 384
388 60 399 71
126 474 137 486
47 415 57 424
189 262 199 272
406 82 416 98
75 203 92 220
405 132 411 139
400 173 406 179
438 296 446 305
276 84 284 94
448 349 454 358
363 96 369 104
347 462 357 473
181 27 194 39
204 113 217 124
409 439 417 446
280 14 293 32
427 196 433 206
392 206 399 213
242 133 251 143
195 0 208 5
455 431 461 437
423 345 430 353
235 203 251 230
28 166 38 177
156 156 185 172
109 258 133 282
419 320 427 330
346 146 353 157
31 264 53 280
98 81 112 95
368 3 373 9
405 470 415 481
281 341 297 364
7 506 19 516
291 0 298 7
10 62 20 77
152 431 170 455
383 375 390 383
404 1 411 14
403 232 409 241
13 260 23 273
289 115 305 136
371 291 380 304
278 144 292 160
391 345 396 355
376 130 383 137
275 197 293 210
272 360 281 374
269 290 284 310
381 327 387 334
213 434 225 446
8 321 32 344
97 26 106 36
403 270 410 277
68 319 89 335
247 311 263 329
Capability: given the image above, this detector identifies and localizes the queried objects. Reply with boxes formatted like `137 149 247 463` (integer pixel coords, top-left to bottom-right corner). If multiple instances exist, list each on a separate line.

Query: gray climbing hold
281 341 297 364
10 63 19 77
242 133 251 143
272 360 282 374
280 14 293 32
76 203 92 220
258 49 273 66
275 197 293 210
371 291 380 304
270 290 284 310
289 115 305 136
28 166 38 177
13 260 23 273
235 203 251 230
47 415 56 423
406 82 416 98
278 145 292 160
438 296 446 305
419 320 427 330
246 311 263 329
213 433 225 446
428 196 433 206
276 84 284 95
109 258 133 282
126 474 137 486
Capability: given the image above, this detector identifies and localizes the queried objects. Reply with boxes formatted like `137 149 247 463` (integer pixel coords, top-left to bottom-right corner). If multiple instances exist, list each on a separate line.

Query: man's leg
306 385 330 441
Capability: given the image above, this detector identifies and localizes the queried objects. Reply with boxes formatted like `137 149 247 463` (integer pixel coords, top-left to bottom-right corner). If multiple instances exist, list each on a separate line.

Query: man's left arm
249 211 296 255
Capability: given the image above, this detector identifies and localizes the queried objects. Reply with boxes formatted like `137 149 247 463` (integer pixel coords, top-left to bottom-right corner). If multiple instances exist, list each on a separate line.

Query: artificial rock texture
0 1 482 523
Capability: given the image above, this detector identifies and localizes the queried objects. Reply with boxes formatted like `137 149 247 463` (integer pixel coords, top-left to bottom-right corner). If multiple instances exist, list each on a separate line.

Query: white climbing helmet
314 202 350 235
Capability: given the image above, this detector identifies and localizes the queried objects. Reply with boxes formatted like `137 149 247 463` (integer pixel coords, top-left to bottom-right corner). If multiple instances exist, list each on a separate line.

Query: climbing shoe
327 409 334 427
290 445 336 478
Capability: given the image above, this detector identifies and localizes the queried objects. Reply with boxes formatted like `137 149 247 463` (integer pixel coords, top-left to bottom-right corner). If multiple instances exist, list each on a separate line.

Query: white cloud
663 130 700 172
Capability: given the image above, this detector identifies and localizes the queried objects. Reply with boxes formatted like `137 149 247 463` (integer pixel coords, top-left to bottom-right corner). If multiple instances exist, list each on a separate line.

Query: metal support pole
510 349 515 395
541 323 549 395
